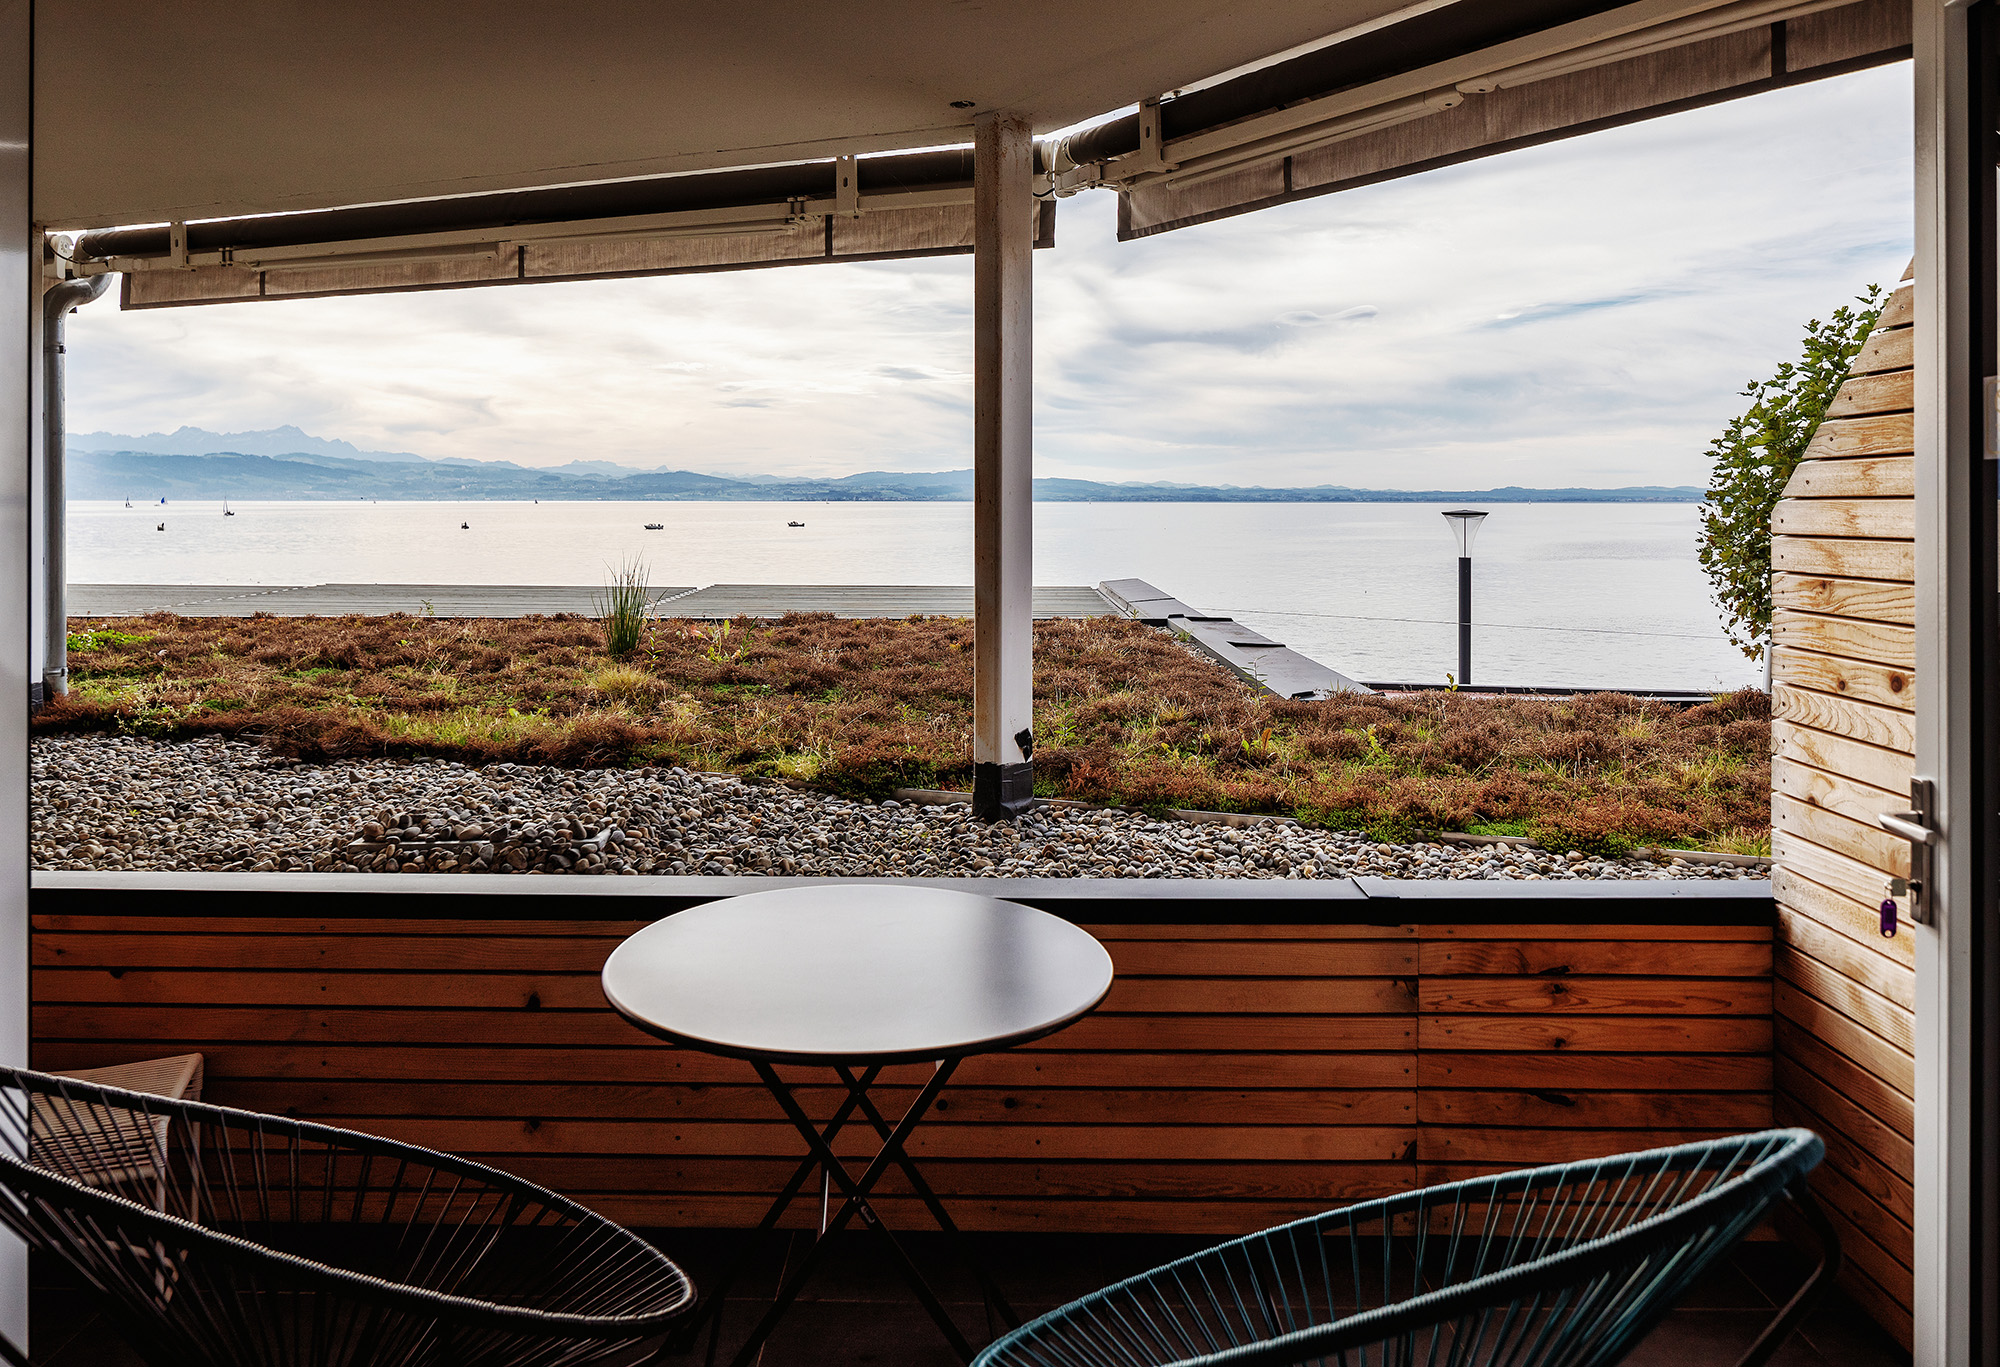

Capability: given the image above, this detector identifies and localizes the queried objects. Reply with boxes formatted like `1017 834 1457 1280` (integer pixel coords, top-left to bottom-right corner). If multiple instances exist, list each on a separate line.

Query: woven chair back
0 1067 693 1367
975 1129 1825 1367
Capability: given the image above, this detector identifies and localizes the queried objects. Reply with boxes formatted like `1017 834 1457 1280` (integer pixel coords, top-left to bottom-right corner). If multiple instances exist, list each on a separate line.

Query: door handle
1876 777 1938 928
1876 812 1936 846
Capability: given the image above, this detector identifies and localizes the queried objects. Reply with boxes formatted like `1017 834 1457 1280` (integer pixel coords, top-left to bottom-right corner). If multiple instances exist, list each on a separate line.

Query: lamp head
1442 508 1488 558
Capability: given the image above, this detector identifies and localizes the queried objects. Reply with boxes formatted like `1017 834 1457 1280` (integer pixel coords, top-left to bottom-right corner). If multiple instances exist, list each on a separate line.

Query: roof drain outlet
40 268 113 707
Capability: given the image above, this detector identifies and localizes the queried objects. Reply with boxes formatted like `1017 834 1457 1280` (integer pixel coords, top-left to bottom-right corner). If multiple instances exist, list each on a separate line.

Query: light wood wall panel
31 913 1766 1240
1769 265 1916 1347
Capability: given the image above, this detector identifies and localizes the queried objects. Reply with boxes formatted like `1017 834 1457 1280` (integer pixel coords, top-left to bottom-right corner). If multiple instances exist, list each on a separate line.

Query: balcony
21 871 1911 1365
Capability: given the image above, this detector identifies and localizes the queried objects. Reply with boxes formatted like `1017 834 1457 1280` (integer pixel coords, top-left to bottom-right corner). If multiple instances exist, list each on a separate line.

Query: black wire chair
0 1066 694 1367
975 1129 1838 1367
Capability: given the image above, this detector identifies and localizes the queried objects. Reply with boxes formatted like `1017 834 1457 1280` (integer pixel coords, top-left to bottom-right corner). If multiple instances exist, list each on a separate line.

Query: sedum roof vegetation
40 612 1769 857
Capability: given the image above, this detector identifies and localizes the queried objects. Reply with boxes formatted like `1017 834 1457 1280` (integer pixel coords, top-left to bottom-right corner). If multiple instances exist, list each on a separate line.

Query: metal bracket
1878 776 1939 926
41 233 74 282
1108 96 1178 181
834 155 860 217
1043 163 1104 196
168 220 189 269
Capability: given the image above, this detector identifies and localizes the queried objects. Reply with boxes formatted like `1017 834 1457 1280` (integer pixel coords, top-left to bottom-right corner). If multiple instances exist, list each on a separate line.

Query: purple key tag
1879 899 1899 938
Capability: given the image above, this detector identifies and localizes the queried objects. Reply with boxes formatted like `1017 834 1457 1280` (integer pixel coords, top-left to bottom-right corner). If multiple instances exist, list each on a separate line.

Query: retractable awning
73 151 1055 310
1045 0 1907 239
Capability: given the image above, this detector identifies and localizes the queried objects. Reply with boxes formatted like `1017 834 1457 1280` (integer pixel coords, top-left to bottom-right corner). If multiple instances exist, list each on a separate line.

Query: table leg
728 1060 973 1366
834 1063 1021 1329
663 1064 884 1357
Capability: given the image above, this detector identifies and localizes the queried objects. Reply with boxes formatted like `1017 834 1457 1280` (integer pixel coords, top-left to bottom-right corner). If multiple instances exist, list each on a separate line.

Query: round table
602 884 1113 1364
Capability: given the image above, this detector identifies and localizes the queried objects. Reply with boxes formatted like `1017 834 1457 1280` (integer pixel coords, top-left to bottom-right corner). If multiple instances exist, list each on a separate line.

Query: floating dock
1099 578 1370 700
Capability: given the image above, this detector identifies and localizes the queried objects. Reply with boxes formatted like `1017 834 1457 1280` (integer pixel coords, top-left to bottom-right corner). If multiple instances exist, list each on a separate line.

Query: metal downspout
40 272 111 704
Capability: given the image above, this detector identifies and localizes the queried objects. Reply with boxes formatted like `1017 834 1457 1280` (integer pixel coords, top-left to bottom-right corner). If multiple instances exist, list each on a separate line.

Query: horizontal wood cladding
1770 293 1916 1345
1772 722 1916 796
1773 795 1908 877
1776 907 1910 1009
1771 765 1910 850
1770 498 1914 540
1772 683 1915 751
1773 868 1914 968
1822 370 1911 418
31 916 1769 1235
1872 280 1914 330
1773 831 1911 912
1772 572 1913 625
1798 414 1914 462
1768 648 1912 712
1772 609 1915 671
1848 324 1912 376
1771 535 1914 583
1779 455 1913 499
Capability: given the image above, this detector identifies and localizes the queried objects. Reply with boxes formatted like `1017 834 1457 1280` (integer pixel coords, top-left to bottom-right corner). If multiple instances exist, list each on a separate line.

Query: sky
64 61 1915 490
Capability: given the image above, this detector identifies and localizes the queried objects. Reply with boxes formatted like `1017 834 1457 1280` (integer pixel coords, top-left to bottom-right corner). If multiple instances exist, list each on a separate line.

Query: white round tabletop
600 884 1114 1064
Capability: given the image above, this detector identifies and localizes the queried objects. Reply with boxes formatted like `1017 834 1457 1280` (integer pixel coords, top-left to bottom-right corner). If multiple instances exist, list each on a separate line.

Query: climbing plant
1697 285 1885 660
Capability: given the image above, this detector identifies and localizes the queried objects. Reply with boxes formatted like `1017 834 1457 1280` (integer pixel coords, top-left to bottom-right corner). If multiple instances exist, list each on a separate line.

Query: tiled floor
28 1231 1910 1366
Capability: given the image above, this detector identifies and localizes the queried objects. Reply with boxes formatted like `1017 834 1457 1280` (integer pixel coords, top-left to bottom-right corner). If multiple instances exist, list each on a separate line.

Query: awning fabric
99 140 1058 315
119 201 1054 310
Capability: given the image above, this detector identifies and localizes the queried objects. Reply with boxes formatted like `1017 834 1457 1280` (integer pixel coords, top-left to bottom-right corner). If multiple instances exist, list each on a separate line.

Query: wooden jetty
1100 578 1370 699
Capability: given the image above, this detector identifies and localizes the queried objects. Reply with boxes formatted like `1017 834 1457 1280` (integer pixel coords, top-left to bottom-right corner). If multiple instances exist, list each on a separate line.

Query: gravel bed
31 735 1762 881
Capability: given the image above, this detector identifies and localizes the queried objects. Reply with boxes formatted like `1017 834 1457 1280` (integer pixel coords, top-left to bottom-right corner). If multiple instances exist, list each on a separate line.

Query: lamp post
1441 510 1488 686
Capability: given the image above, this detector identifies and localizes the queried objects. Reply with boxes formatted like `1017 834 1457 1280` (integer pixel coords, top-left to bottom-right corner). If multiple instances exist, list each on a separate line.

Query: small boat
123 496 131 508
787 520 805 527
155 522 165 531
459 521 470 530
158 497 167 505
223 499 234 517
643 522 663 530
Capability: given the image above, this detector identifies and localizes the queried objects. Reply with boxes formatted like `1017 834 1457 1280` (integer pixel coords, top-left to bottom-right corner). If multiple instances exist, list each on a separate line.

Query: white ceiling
36 0 1422 228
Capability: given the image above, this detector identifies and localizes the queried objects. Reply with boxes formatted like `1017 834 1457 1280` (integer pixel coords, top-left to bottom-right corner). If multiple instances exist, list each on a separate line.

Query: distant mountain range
66 427 1704 503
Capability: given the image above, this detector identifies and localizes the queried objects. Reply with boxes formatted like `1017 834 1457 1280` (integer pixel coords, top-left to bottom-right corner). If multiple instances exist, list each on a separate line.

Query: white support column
0 0 30 1351
971 111 1035 820
1911 1 1990 1361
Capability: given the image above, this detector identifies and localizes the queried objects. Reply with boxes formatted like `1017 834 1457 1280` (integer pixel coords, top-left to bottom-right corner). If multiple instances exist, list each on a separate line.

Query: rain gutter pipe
41 270 112 704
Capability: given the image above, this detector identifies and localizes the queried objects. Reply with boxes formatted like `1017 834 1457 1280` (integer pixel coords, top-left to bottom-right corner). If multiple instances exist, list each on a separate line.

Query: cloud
64 62 1913 487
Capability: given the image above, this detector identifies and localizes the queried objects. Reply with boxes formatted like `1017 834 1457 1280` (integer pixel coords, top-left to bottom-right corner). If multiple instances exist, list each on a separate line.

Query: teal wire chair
975 1129 1837 1367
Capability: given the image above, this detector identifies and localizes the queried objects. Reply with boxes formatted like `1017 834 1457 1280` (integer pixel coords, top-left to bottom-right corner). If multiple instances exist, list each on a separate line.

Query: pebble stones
30 735 1764 882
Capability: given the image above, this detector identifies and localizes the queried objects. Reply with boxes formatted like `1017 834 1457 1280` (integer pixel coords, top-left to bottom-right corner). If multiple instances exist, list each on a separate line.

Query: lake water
67 499 1757 692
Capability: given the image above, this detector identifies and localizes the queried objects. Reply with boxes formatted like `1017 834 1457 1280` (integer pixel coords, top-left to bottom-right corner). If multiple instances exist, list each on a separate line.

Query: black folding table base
668 1057 1021 1367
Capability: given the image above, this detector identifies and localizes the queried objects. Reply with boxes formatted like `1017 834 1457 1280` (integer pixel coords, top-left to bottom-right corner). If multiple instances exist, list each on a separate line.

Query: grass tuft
591 664 654 702
595 559 652 657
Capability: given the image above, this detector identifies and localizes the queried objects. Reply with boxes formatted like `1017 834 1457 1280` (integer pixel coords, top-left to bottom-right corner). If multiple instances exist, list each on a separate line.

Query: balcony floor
30 1230 1908 1366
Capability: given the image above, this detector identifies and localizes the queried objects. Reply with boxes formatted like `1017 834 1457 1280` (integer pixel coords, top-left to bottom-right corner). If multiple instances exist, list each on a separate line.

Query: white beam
971 110 1035 820
0 0 30 1352
1911 1 1984 1361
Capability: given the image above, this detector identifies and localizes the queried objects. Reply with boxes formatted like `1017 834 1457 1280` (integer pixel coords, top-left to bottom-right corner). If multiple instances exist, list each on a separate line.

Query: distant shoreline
68 448 1704 505
74 493 1704 505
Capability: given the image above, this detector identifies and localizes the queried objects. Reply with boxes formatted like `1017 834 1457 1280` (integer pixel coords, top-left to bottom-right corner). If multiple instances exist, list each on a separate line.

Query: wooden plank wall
1768 264 1917 1346
33 913 1768 1237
